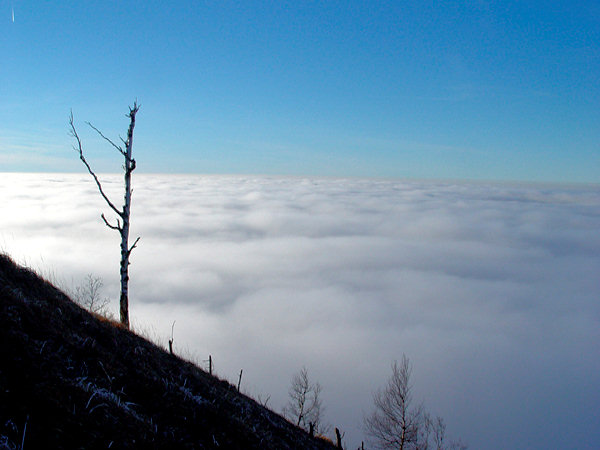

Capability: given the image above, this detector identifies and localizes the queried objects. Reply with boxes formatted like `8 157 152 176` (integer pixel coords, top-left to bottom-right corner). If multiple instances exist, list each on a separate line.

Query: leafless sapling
421 414 468 450
70 102 140 329
282 367 325 434
365 355 467 450
73 274 110 316
364 355 424 450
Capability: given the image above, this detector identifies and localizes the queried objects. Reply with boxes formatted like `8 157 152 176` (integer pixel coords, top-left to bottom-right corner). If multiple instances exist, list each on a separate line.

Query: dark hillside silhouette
0 254 336 449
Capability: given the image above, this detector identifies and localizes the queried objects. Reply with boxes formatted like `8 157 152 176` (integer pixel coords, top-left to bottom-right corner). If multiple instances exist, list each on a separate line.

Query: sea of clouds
1 173 599 449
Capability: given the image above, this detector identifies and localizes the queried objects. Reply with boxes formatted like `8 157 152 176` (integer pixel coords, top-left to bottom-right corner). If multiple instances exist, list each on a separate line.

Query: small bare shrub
72 274 112 318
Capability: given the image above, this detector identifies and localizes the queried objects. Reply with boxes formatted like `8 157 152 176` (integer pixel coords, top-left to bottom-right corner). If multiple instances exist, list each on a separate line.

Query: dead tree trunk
335 428 343 449
70 102 140 329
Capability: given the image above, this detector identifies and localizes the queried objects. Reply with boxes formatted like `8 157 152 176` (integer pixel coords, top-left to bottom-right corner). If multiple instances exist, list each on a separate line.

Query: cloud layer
1 173 599 449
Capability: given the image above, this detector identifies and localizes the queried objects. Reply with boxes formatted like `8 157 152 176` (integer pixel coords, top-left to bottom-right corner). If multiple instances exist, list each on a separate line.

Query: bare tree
283 367 325 434
73 274 110 316
365 356 423 450
70 102 140 328
365 355 466 450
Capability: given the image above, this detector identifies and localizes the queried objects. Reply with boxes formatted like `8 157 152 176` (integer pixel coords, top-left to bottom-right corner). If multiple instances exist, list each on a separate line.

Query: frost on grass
178 381 208 408
76 378 144 423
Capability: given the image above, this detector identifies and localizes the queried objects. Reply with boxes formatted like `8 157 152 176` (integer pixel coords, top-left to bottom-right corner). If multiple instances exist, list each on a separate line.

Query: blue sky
1 0 598 181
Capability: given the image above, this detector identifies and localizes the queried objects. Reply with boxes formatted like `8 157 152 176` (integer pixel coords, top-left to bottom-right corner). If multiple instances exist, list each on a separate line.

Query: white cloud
1 173 599 449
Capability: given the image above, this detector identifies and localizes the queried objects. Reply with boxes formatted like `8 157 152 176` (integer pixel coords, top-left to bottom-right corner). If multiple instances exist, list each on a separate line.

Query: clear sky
1 0 599 182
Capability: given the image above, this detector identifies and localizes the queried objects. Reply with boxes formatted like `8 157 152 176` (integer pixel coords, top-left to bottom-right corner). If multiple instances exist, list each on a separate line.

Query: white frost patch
76 378 144 422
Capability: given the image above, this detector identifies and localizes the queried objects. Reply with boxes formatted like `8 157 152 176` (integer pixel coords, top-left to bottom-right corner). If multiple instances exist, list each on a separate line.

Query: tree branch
128 236 141 256
86 121 126 156
129 101 140 117
69 112 123 218
101 213 122 231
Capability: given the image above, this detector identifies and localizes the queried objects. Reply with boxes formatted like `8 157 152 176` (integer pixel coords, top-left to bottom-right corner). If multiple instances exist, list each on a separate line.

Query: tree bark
118 104 139 328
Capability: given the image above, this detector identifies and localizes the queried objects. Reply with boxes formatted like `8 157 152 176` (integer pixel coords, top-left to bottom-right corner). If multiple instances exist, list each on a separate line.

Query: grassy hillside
0 254 337 449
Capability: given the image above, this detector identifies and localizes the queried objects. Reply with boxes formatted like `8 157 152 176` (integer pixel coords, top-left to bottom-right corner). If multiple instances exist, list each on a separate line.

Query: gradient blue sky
1 0 598 181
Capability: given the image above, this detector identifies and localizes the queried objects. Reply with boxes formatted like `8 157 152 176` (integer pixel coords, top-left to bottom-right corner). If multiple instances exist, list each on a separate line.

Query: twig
86 121 126 156
127 236 141 256
101 213 122 231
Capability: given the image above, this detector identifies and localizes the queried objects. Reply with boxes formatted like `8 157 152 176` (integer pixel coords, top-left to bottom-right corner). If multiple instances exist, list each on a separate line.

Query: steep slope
0 254 336 449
